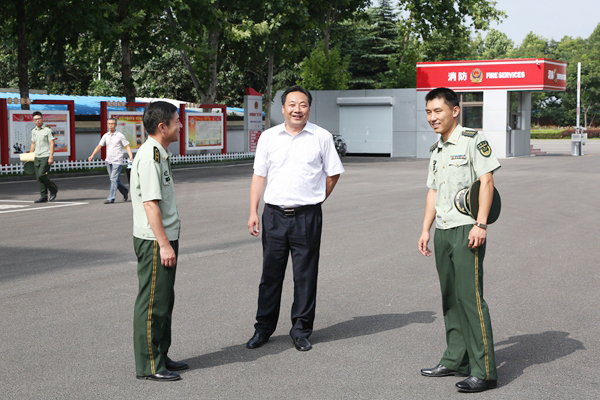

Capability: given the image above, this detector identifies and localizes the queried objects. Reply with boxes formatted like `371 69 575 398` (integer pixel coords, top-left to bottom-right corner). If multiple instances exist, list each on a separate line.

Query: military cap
23 161 35 175
454 179 501 224
19 153 36 175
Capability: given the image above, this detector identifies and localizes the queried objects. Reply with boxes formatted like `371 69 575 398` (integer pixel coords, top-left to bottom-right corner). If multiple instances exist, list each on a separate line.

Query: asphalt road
1 147 599 399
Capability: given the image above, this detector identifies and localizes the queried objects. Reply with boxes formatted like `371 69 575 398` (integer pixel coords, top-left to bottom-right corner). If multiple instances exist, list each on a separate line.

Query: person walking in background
418 87 500 393
246 85 345 352
30 111 58 203
88 118 133 204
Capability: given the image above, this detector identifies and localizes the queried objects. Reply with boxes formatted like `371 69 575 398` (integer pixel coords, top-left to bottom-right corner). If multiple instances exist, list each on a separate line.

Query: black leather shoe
49 189 57 202
293 337 312 351
136 370 181 381
421 364 468 377
34 197 48 203
104 200 114 204
246 332 269 349
456 376 497 392
165 360 189 371
246 333 269 349
123 190 129 202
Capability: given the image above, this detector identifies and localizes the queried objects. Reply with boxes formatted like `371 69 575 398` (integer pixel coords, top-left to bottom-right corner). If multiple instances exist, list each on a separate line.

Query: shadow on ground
496 330 585 386
183 311 436 371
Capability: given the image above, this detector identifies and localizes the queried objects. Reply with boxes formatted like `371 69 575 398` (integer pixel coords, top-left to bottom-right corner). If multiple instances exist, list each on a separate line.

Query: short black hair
425 87 460 109
143 101 178 135
281 85 312 107
107 117 117 124
32 111 43 118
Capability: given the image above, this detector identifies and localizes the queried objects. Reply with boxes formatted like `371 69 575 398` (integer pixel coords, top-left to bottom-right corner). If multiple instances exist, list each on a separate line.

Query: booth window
459 92 483 129
508 92 522 130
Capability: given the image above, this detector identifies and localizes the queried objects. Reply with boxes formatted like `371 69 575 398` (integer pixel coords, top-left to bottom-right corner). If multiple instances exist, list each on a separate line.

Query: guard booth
416 58 567 158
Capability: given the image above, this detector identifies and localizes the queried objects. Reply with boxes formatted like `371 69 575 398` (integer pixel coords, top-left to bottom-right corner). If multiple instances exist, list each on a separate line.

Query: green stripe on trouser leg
434 225 497 381
34 157 57 197
133 238 178 376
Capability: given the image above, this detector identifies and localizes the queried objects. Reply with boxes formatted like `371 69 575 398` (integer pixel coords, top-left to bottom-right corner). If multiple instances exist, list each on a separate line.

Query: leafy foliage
300 43 350 90
2 0 597 129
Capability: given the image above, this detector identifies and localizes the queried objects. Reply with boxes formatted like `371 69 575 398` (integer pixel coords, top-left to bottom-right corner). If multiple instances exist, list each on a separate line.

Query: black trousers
254 203 322 339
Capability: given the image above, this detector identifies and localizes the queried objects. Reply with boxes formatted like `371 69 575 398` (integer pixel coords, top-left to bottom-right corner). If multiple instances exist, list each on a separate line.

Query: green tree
401 0 506 62
509 32 556 58
345 0 399 89
300 42 350 90
309 0 369 60
562 26 600 127
474 29 514 60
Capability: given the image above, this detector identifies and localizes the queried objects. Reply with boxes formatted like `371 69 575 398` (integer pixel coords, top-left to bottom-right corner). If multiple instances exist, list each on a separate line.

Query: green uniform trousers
133 238 178 376
434 225 497 381
34 157 57 198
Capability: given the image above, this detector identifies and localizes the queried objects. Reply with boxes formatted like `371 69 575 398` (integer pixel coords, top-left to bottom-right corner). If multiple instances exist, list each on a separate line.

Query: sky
487 0 599 44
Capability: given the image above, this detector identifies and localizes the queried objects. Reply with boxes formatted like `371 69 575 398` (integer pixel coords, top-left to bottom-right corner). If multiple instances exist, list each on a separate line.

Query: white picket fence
0 152 255 175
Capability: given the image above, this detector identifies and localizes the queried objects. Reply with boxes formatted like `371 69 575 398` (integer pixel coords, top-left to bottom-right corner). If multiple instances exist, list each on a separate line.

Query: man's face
160 111 181 143
33 115 44 128
282 91 310 131
425 98 459 137
107 120 117 132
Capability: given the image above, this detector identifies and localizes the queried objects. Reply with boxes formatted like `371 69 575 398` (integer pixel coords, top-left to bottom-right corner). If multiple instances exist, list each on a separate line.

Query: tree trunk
165 7 205 103
119 0 136 104
323 7 333 61
15 0 29 110
265 53 274 129
204 28 220 104
398 11 413 66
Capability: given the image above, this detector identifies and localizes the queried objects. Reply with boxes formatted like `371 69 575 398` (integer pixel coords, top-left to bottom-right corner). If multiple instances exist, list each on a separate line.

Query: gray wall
274 88 530 159
273 88 424 158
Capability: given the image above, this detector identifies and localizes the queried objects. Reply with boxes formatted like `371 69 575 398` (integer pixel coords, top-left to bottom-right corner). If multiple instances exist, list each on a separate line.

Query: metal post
572 62 582 156
100 101 107 160
0 99 8 165
179 103 186 156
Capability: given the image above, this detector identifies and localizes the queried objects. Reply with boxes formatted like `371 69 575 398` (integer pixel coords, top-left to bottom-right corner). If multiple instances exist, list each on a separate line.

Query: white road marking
0 199 88 214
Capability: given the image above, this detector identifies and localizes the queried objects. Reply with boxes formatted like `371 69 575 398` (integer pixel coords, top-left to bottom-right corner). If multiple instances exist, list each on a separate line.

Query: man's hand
418 231 432 256
48 156 54 165
160 243 177 267
88 155 93 162
248 213 260 237
468 225 487 248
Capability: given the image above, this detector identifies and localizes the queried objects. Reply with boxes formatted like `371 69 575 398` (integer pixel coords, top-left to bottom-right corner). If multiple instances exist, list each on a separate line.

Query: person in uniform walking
88 118 134 204
418 87 500 393
29 111 58 203
246 85 345 352
131 101 187 381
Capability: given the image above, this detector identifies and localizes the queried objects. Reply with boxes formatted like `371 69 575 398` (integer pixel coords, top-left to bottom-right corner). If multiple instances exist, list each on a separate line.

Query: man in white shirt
88 118 134 204
246 86 345 352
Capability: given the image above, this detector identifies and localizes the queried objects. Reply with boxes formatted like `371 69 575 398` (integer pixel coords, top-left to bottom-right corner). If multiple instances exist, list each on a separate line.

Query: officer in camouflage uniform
131 101 188 382
418 88 500 393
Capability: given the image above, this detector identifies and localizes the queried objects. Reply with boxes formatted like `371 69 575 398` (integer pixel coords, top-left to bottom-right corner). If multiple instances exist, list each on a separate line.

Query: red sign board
417 58 567 92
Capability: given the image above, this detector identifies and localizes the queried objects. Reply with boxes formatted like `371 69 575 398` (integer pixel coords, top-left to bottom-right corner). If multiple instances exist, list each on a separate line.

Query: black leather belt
267 203 318 216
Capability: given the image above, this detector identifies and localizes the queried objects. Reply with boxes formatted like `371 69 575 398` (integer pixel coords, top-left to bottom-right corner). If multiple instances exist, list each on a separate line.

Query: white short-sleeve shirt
99 131 130 164
253 121 345 207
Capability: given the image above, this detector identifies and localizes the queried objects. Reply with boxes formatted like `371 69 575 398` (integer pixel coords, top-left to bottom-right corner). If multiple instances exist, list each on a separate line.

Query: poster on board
245 93 263 153
108 112 146 151
8 111 71 158
186 113 223 150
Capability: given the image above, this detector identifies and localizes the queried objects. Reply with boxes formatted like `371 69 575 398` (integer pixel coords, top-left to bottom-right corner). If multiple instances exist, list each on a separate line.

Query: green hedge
531 129 600 139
